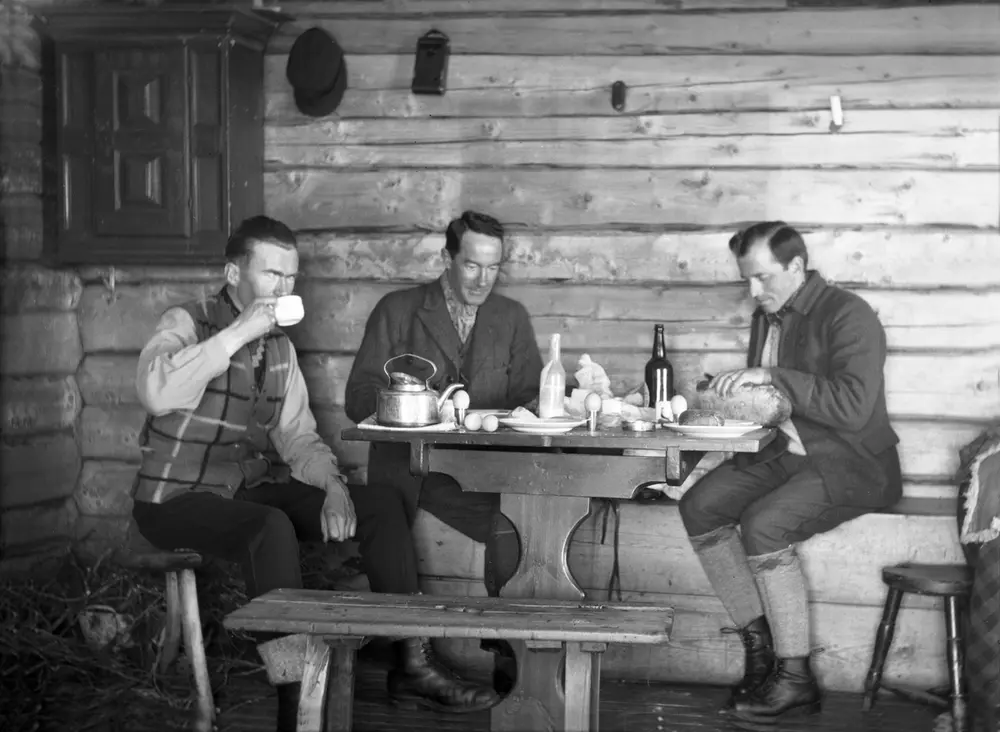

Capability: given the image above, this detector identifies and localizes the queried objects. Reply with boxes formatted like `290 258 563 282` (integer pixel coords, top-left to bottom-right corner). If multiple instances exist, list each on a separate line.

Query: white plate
498 416 586 434
662 421 761 439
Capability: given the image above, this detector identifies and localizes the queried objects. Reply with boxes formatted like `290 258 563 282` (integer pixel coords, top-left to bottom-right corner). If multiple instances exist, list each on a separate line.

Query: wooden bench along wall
9 0 995 693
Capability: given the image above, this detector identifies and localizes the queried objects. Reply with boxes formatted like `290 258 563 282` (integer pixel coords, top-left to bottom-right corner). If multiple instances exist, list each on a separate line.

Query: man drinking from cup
130 215 499 730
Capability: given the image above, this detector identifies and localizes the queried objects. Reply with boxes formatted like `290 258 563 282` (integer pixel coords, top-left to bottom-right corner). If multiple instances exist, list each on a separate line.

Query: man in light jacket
131 215 498 730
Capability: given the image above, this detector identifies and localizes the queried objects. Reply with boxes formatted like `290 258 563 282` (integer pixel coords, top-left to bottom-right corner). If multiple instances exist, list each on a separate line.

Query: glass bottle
538 333 565 419
644 324 674 409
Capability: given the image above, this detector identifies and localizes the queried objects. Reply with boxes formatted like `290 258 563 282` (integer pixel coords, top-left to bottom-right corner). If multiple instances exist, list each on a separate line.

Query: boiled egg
464 412 483 431
669 394 688 419
482 414 499 432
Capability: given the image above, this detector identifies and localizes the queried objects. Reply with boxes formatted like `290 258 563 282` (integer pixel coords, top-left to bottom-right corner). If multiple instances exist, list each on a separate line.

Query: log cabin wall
1 0 999 690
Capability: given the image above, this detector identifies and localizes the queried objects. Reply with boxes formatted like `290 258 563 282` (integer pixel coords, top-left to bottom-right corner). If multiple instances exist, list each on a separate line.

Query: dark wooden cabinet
41 6 288 265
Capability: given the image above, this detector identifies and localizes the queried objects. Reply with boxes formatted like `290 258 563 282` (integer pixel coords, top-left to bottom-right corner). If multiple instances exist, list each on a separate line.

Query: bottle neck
652 329 666 359
549 334 561 361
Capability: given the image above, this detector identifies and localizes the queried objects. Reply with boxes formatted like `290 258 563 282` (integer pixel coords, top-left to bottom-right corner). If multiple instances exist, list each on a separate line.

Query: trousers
132 479 420 598
678 452 870 555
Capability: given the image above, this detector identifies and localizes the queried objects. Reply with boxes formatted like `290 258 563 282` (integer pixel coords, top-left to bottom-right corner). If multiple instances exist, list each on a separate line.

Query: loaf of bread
678 409 725 427
694 383 792 427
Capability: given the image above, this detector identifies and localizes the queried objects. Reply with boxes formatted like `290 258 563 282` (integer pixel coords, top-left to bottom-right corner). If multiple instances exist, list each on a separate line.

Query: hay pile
0 551 260 732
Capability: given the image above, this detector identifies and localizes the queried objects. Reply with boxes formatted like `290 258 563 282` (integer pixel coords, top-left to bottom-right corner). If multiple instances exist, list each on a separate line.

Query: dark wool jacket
738 271 903 508
345 280 543 517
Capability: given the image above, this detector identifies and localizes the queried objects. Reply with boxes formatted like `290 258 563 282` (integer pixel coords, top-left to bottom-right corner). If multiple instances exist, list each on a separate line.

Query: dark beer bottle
644 324 674 408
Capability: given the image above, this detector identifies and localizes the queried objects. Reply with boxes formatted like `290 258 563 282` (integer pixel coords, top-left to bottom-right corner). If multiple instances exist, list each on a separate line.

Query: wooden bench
224 589 674 732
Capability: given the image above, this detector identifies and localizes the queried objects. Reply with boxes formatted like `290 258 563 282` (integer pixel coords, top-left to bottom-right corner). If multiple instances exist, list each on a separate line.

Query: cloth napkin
356 416 457 432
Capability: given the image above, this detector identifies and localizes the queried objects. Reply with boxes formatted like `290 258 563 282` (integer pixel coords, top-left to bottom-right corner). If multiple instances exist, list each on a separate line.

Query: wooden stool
862 563 973 732
120 533 215 732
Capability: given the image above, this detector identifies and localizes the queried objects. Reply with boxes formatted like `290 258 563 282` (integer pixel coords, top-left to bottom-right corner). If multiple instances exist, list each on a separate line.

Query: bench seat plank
224 589 674 644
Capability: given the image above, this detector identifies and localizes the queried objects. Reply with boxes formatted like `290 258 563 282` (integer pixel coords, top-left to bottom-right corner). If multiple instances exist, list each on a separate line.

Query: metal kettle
376 354 464 427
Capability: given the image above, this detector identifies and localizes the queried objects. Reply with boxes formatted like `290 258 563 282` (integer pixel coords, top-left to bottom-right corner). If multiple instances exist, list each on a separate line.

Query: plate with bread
662 409 761 439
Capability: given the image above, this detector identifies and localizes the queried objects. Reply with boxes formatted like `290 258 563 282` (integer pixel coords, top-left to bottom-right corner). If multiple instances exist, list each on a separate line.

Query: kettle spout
437 383 464 410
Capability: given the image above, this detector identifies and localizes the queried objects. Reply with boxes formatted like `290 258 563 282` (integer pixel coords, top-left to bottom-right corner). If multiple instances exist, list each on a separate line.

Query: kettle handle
384 354 438 383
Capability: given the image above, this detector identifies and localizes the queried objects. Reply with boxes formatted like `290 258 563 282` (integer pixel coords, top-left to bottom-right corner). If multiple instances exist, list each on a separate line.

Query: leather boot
730 656 822 722
722 616 775 709
388 637 500 714
275 682 300 732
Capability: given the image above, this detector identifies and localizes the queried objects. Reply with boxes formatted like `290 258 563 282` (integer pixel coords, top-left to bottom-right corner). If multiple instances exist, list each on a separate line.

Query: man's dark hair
225 216 298 262
728 221 809 269
444 210 504 257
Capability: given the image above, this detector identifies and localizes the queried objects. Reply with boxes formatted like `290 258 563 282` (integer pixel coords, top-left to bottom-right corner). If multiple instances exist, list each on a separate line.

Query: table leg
492 640 565 732
564 642 606 732
297 636 331 732
499 493 592 601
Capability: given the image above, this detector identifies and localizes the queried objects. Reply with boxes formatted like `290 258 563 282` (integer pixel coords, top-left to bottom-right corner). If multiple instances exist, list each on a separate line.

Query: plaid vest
132 289 292 504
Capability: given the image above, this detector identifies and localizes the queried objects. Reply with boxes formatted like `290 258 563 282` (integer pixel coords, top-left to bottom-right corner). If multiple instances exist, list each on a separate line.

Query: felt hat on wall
285 27 348 117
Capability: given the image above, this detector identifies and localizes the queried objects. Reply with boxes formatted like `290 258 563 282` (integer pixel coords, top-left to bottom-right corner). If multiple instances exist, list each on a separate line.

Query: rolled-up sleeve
136 307 236 416
269 342 346 490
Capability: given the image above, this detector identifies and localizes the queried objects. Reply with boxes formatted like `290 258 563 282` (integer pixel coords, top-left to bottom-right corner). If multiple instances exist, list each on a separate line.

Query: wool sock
749 546 812 658
689 525 765 628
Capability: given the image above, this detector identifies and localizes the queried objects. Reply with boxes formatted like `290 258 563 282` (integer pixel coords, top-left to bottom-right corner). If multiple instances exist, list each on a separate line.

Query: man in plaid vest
131 216 498 728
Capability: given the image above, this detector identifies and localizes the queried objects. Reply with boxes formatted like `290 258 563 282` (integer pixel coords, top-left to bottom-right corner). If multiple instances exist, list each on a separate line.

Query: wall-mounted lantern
411 29 450 95
611 81 627 112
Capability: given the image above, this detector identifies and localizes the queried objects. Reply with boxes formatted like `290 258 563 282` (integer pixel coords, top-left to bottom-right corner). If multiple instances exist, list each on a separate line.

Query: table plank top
342 424 776 454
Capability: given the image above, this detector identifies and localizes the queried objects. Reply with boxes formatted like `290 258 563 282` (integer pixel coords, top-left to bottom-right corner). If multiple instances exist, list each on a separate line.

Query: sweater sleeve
269 341 347 489
136 307 242 417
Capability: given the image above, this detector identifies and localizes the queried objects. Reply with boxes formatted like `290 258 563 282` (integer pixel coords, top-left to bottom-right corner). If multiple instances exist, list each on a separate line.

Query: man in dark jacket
345 211 542 595
678 221 902 725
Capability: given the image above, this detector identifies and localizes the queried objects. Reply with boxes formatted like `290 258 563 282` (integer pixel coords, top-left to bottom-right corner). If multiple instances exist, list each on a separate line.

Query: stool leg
863 587 904 711
324 638 362 732
160 571 182 673
945 596 969 732
179 569 215 732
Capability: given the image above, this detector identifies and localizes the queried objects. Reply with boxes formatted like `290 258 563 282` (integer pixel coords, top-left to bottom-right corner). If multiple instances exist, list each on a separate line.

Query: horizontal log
75 460 136 517
0 498 79 550
79 405 145 462
275 0 790 14
75 516 131 558
0 432 81 510
267 109 1000 147
263 55 1000 119
267 6 1000 55
299 347 1000 421
78 354 140 406
0 195 45 262
421 577 947 693
0 312 83 377
296 229 1000 288
78 281 222 353
267 131 998 171
290 281 1000 354
413 503 961 609
264 168 998 230
0 375 81 436
1 265 83 313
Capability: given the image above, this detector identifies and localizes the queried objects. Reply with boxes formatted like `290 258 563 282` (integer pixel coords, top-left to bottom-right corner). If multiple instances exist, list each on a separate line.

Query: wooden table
342 422 775 731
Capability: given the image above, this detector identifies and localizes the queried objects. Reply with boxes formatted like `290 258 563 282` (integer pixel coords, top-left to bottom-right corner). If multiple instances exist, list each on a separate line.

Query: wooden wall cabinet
41 6 288 265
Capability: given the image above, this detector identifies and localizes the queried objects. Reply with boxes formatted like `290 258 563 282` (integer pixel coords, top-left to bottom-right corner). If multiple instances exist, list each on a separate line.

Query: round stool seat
882 564 973 597
118 526 203 571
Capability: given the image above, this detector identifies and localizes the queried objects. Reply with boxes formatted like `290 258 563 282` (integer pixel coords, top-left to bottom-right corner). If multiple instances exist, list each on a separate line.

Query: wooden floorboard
216 657 939 732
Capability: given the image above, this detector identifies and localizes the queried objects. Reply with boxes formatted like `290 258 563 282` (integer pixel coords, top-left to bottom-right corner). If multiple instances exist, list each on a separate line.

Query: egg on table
669 394 688 420
482 414 499 432
464 412 483 431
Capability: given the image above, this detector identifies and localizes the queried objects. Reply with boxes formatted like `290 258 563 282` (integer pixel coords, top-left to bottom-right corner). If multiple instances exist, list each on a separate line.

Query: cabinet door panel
93 47 189 238
57 49 96 248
